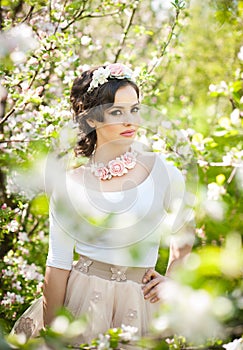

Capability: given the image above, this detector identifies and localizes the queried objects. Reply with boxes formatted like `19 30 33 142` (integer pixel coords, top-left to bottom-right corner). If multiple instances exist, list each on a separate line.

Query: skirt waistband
73 255 152 284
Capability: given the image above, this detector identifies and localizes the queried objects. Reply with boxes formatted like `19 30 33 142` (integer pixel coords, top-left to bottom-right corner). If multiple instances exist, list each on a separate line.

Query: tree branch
229 97 237 110
28 68 39 89
21 4 34 23
53 0 68 35
0 108 15 126
12 0 24 21
62 9 120 31
28 218 40 238
149 22 183 92
227 167 237 184
21 202 30 232
61 0 89 31
0 84 8 132
147 8 180 75
114 1 139 63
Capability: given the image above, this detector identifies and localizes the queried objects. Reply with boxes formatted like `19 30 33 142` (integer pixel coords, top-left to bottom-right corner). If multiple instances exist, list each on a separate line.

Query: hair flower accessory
109 63 133 79
87 63 134 92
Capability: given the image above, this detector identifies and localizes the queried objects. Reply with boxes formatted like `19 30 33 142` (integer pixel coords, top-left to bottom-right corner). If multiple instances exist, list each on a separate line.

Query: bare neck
92 143 133 164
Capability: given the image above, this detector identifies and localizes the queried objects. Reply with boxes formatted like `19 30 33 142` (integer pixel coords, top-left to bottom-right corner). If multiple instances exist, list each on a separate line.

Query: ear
86 119 96 128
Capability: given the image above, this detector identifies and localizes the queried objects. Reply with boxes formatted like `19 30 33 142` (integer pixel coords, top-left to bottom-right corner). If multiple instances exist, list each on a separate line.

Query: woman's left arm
142 160 195 303
142 240 193 303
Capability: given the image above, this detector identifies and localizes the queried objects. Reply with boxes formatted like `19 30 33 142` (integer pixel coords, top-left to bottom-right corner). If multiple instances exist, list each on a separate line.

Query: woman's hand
142 268 168 303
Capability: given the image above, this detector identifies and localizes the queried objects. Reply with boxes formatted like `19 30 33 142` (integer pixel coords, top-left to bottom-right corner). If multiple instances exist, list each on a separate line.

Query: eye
131 106 140 113
110 109 122 116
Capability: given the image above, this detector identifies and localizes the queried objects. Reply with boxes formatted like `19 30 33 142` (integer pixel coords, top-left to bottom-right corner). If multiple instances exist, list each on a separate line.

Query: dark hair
70 66 139 157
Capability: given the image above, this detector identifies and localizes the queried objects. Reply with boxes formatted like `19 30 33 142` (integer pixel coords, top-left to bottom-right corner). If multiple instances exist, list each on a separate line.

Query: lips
120 129 136 137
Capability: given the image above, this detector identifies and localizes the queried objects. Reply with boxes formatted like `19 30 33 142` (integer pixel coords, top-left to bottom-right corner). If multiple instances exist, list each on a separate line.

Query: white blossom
10 51 26 64
209 81 228 93
161 120 172 129
175 129 187 142
152 138 166 151
120 324 138 341
223 152 234 166
7 220 19 232
15 294 25 304
3 268 14 277
1 292 17 305
12 281 22 291
45 124 55 136
230 109 240 126
51 316 70 333
97 334 111 350
152 281 222 343
223 338 243 350
18 232 29 242
207 182 226 201
197 159 208 167
186 128 196 136
21 263 43 281
237 46 243 61
88 67 110 91
177 144 191 157
204 199 225 221
81 35 92 46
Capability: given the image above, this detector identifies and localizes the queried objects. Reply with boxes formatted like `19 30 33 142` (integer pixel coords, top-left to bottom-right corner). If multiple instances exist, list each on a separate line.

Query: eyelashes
109 106 140 116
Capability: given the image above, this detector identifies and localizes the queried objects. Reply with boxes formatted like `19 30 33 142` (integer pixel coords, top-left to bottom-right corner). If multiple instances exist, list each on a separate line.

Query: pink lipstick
120 129 136 137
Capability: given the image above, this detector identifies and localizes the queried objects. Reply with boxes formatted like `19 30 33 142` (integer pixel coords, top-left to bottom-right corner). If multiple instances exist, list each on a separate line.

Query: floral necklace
90 150 137 181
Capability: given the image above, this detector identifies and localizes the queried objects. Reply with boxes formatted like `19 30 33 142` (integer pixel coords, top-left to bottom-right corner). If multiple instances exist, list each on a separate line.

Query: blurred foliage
0 0 243 349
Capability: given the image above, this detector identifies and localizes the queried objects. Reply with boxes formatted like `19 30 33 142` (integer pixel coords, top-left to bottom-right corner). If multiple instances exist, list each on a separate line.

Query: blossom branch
0 85 8 130
21 203 30 233
147 6 181 76
204 162 242 168
114 1 140 63
21 5 34 23
0 169 18 259
0 108 15 126
28 219 41 238
53 0 68 35
28 68 39 90
61 9 120 31
227 167 237 184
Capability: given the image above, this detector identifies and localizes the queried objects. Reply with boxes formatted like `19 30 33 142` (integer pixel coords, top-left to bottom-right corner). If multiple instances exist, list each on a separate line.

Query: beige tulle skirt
11 257 159 348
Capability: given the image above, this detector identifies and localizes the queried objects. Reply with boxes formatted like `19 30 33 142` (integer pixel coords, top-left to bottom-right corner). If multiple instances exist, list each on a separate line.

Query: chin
114 138 135 146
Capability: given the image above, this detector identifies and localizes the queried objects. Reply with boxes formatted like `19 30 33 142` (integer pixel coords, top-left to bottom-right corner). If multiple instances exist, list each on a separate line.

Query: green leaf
30 194 49 216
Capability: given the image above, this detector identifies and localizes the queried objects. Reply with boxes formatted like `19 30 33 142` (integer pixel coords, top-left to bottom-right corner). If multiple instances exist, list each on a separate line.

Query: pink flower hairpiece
87 63 134 93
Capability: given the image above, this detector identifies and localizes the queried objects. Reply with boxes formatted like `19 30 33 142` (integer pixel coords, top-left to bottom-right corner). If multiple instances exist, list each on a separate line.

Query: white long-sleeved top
46 153 195 270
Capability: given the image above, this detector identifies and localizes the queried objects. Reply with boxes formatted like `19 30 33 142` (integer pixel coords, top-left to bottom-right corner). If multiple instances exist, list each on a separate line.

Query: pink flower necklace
90 150 137 181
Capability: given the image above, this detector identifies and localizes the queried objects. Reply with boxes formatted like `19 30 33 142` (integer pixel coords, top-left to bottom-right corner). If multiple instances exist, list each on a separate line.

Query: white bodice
46 153 191 269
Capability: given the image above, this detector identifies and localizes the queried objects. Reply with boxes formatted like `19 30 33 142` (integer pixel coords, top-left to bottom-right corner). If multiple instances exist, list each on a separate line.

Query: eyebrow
109 102 140 109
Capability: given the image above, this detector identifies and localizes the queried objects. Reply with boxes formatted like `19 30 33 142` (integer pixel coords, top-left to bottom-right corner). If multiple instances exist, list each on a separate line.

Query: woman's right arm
45 190 75 326
43 266 71 326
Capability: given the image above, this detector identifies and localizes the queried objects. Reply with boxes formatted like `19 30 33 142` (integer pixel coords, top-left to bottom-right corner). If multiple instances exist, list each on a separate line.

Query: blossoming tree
0 0 242 348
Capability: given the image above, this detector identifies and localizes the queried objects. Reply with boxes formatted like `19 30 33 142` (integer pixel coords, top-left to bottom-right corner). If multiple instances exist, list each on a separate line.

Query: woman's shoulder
153 152 184 183
137 150 156 168
66 164 87 182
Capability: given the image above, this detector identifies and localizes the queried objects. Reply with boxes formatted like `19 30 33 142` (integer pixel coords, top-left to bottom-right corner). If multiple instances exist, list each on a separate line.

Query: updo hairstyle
70 65 139 157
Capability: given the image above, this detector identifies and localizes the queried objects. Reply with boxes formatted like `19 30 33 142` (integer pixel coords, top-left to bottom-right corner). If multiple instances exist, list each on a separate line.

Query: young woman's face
95 84 140 147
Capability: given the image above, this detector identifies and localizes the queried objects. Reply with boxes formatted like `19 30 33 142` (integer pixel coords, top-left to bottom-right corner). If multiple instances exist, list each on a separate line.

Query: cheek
96 123 122 139
101 124 122 134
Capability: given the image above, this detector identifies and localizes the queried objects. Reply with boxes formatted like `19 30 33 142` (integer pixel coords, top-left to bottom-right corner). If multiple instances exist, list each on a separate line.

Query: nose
123 111 133 126
123 120 132 127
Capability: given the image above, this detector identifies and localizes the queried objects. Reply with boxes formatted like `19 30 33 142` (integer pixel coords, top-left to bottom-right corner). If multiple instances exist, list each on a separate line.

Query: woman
12 63 194 347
